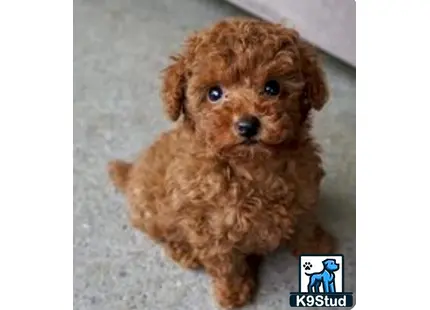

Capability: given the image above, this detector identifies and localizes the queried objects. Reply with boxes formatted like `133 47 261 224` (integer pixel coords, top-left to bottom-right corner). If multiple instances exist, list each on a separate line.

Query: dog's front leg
329 281 335 292
289 213 336 256
201 250 256 309
323 279 330 293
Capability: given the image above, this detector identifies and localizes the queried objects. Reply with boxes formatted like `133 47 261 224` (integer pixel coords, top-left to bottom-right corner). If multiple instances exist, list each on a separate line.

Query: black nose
236 115 260 138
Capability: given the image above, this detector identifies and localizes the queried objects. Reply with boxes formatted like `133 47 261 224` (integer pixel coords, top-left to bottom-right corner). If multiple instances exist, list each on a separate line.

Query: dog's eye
263 80 280 96
207 86 223 103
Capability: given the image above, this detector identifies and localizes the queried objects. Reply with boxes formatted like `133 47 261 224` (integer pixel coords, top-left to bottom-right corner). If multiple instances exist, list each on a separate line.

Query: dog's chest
227 166 296 206
214 170 297 253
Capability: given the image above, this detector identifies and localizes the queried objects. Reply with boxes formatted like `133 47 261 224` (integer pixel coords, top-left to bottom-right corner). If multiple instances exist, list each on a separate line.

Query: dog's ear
298 39 329 111
161 35 199 122
161 55 187 121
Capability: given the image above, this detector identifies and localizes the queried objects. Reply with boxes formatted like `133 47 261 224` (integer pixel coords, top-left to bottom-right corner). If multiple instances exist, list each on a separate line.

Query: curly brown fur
108 17 336 309
108 160 131 192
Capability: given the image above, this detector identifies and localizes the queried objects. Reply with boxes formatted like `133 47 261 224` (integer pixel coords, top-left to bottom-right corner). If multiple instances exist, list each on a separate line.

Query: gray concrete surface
73 0 356 309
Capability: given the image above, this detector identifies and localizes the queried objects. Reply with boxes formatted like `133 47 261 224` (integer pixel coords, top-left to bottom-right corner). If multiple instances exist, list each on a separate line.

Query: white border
358 0 429 309
0 1 72 310
1 0 429 309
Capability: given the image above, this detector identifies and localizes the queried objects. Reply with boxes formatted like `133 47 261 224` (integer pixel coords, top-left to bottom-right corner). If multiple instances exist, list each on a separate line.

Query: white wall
225 0 356 67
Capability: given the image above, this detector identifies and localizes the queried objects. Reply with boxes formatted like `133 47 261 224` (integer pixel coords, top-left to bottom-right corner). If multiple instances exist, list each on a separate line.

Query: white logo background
299 255 344 293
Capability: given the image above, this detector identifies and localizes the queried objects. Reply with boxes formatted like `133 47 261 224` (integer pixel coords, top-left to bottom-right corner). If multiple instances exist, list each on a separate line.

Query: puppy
108 17 336 308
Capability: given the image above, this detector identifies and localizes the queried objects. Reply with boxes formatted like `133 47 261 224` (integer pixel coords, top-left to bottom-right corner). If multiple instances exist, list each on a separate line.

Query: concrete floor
73 0 356 309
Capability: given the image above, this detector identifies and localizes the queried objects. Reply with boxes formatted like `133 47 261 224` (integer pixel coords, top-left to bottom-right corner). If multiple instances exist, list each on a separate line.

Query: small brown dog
108 17 336 308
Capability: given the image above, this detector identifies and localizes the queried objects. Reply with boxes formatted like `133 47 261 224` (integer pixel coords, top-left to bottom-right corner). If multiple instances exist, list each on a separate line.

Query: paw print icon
303 262 312 270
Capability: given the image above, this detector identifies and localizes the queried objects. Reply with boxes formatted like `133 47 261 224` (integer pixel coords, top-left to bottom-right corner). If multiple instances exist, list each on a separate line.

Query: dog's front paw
292 225 337 257
212 275 255 309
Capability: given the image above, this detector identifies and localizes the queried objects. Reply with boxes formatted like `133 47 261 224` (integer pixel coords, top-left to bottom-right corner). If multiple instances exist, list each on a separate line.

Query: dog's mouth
218 137 276 160
240 139 258 146
239 138 279 147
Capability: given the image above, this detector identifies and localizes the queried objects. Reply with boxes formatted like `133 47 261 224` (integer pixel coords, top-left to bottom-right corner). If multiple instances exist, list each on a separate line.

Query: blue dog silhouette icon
306 259 340 293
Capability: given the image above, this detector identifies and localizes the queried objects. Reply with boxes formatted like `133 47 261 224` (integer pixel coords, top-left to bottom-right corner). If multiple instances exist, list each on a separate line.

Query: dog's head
322 259 340 272
161 18 329 160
